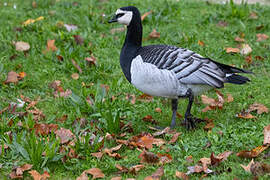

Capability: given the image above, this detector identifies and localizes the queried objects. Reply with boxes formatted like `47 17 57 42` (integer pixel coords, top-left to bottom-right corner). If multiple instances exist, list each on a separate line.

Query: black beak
108 15 117 23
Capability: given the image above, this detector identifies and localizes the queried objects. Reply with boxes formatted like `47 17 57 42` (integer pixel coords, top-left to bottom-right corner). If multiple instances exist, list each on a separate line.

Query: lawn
0 0 270 179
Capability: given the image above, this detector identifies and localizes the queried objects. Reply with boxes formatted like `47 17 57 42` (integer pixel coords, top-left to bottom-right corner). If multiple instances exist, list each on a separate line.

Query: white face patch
115 9 133 26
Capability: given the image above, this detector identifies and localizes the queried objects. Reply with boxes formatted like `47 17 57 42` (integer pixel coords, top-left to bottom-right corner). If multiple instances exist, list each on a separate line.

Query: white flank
115 9 133 26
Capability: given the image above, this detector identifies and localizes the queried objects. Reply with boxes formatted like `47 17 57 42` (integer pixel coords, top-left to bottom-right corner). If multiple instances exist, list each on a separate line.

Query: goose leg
170 99 178 128
183 88 196 129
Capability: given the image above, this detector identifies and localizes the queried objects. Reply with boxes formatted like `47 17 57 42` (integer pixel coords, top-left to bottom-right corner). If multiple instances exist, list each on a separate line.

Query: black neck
120 17 143 82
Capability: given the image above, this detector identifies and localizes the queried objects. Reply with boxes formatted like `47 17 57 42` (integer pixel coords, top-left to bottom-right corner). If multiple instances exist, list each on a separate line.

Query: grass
0 0 270 179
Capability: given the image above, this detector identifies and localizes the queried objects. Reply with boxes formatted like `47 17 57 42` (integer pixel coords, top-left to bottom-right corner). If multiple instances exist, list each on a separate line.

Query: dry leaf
125 94 136 104
139 151 160 164
236 111 256 119
5 71 18 84
85 55 97 66
129 164 144 174
237 145 269 158
22 19 35 26
71 73 79 80
168 132 181 144
138 93 153 102
186 165 212 175
9 164 33 179
263 124 270 145
84 168 105 179
175 171 189 180
55 127 75 144
250 161 270 176
153 127 170 136
255 56 264 61
225 47 240 53
73 35 84 45
204 120 214 131
249 12 258 19
248 103 268 114
15 41 30 51
141 11 152 21
199 157 211 173
245 55 252 64
142 115 157 125
34 123 58 136
241 159 254 172
47 39 57 51
148 29 160 39
240 44 252 55
210 151 232 166
58 89 72 98
186 156 194 164
198 40 205 47
18 72 26 79
64 24 78 32
256 33 269 42
144 167 164 180
71 59 82 73
155 108 162 113
29 170 50 180
111 177 122 180
157 153 173 164
234 36 245 42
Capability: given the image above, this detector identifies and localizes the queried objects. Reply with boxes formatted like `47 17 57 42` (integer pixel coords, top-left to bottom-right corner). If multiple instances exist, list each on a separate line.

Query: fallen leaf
22 19 35 26
241 159 254 172
104 144 123 159
73 35 84 45
64 24 78 32
139 151 160 164
240 44 252 55
29 170 50 180
71 59 82 73
225 47 240 53
129 164 144 174
9 164 33 179
199 157 211 173
210 151 232 166
71 73 79 80
142 115 157 125
248 103 268 114
126 94 136 104
34 123 58 136
141 11 152 21
168 132 181 144
263 124 270 145
249 12 258 19
144 167 164 180
111 177 122 180
153 127 170 136
175 171 189 180
234 36 245 42
237 145 269 158
58 89 72 98
55 127 75 144
56 55 64 61
43 39 57 54
186 156 194 164
245 55 252 64
155 108 162 113
157 153 173 164
250 161 270 176
203 118 214 131
256 33 268 42
186 165 213 175
198 40 205 47
138 93 153 102
76 171 89 180
255 56 264 61
84 168 105 179
201 91 224 112
15 41 30 52
236 111 256 119
85 55 97 66
5 71 18 84
148 29 160 39
18 72 26 80
32 1 37 8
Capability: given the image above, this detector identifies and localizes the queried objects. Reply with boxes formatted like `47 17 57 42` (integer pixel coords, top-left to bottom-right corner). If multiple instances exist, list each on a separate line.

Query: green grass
1 0 270 179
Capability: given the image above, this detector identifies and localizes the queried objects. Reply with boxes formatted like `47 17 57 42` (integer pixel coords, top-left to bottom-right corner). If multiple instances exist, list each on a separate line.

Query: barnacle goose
108 6 252 129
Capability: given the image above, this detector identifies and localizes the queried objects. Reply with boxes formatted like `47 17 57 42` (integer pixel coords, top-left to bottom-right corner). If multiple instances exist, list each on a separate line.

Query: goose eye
116 13 125 18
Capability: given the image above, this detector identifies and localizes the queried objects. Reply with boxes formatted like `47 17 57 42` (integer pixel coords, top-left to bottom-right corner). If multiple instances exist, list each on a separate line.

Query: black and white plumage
109 6 251 129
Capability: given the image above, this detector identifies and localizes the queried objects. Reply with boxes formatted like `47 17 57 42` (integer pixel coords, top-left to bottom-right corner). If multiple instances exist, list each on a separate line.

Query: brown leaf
73 35 84 45
58 89 72 98
148 29 160 39
56 114 68 123
85 55 97 66
245 55 252 64
111 177 122 180
203 118 214 131
186 156 194 164
138 93 153 102
138 134 154 149
129 164 144 174
240 44 252 55
249 12 258 19
225 47 240 53
144 167 164 180
153 127 170 137
139 151 160 164
157 153 172 164
241 159 254 172
155 107 162 113
141 11 152 21
234 36 245 42
34 123 58 136
46 39 57 52
5 71 19 84
199 157 211 173
76 172 89 180
104 144 123 159
250 162 270 176
142 115 157 125
198 40 205 47
201 91 224 112
15 41 30 52
71 59 82 73
55 127 75 144
126 94 136 104
256 33 268 42
168 132 181 144
236 111 256 119
9 164 33 179
91 152 103 159
263 124 270 145
210 151 232 166
84 168 105 179
248 103 268 114
237 145 269 158
175 171 189 180
71 73 79 80
255 56 264 61
29 170 50 180
18 72 26 80
56 55 64 61
186 165 213 175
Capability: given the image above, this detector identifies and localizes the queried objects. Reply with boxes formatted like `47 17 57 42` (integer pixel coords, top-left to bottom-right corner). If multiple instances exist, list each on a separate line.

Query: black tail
209 58 252 85
226 74 250 84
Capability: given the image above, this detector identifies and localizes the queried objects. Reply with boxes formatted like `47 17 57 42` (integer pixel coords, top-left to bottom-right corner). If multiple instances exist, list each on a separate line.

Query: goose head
108 6 141 26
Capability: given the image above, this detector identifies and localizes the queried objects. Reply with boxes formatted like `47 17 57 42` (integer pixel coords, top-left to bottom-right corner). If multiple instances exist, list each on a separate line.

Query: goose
108 6 251 129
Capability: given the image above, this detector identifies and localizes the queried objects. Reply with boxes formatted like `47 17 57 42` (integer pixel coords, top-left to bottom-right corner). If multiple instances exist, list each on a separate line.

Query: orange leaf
142 115 157 124
175 170 189 180
148 29 160 39
141 11 152 21
34 123 58 136
237 145 269 158
46 39 57 52
225 47 240 53
157 153 173 164
29 170 50 180
210 151 232 166
155 107 162 113
198 40 205 47
18 72 26 79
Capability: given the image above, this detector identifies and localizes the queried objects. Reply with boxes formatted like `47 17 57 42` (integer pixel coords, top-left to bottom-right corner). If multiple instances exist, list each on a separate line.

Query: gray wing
137 45 226 88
